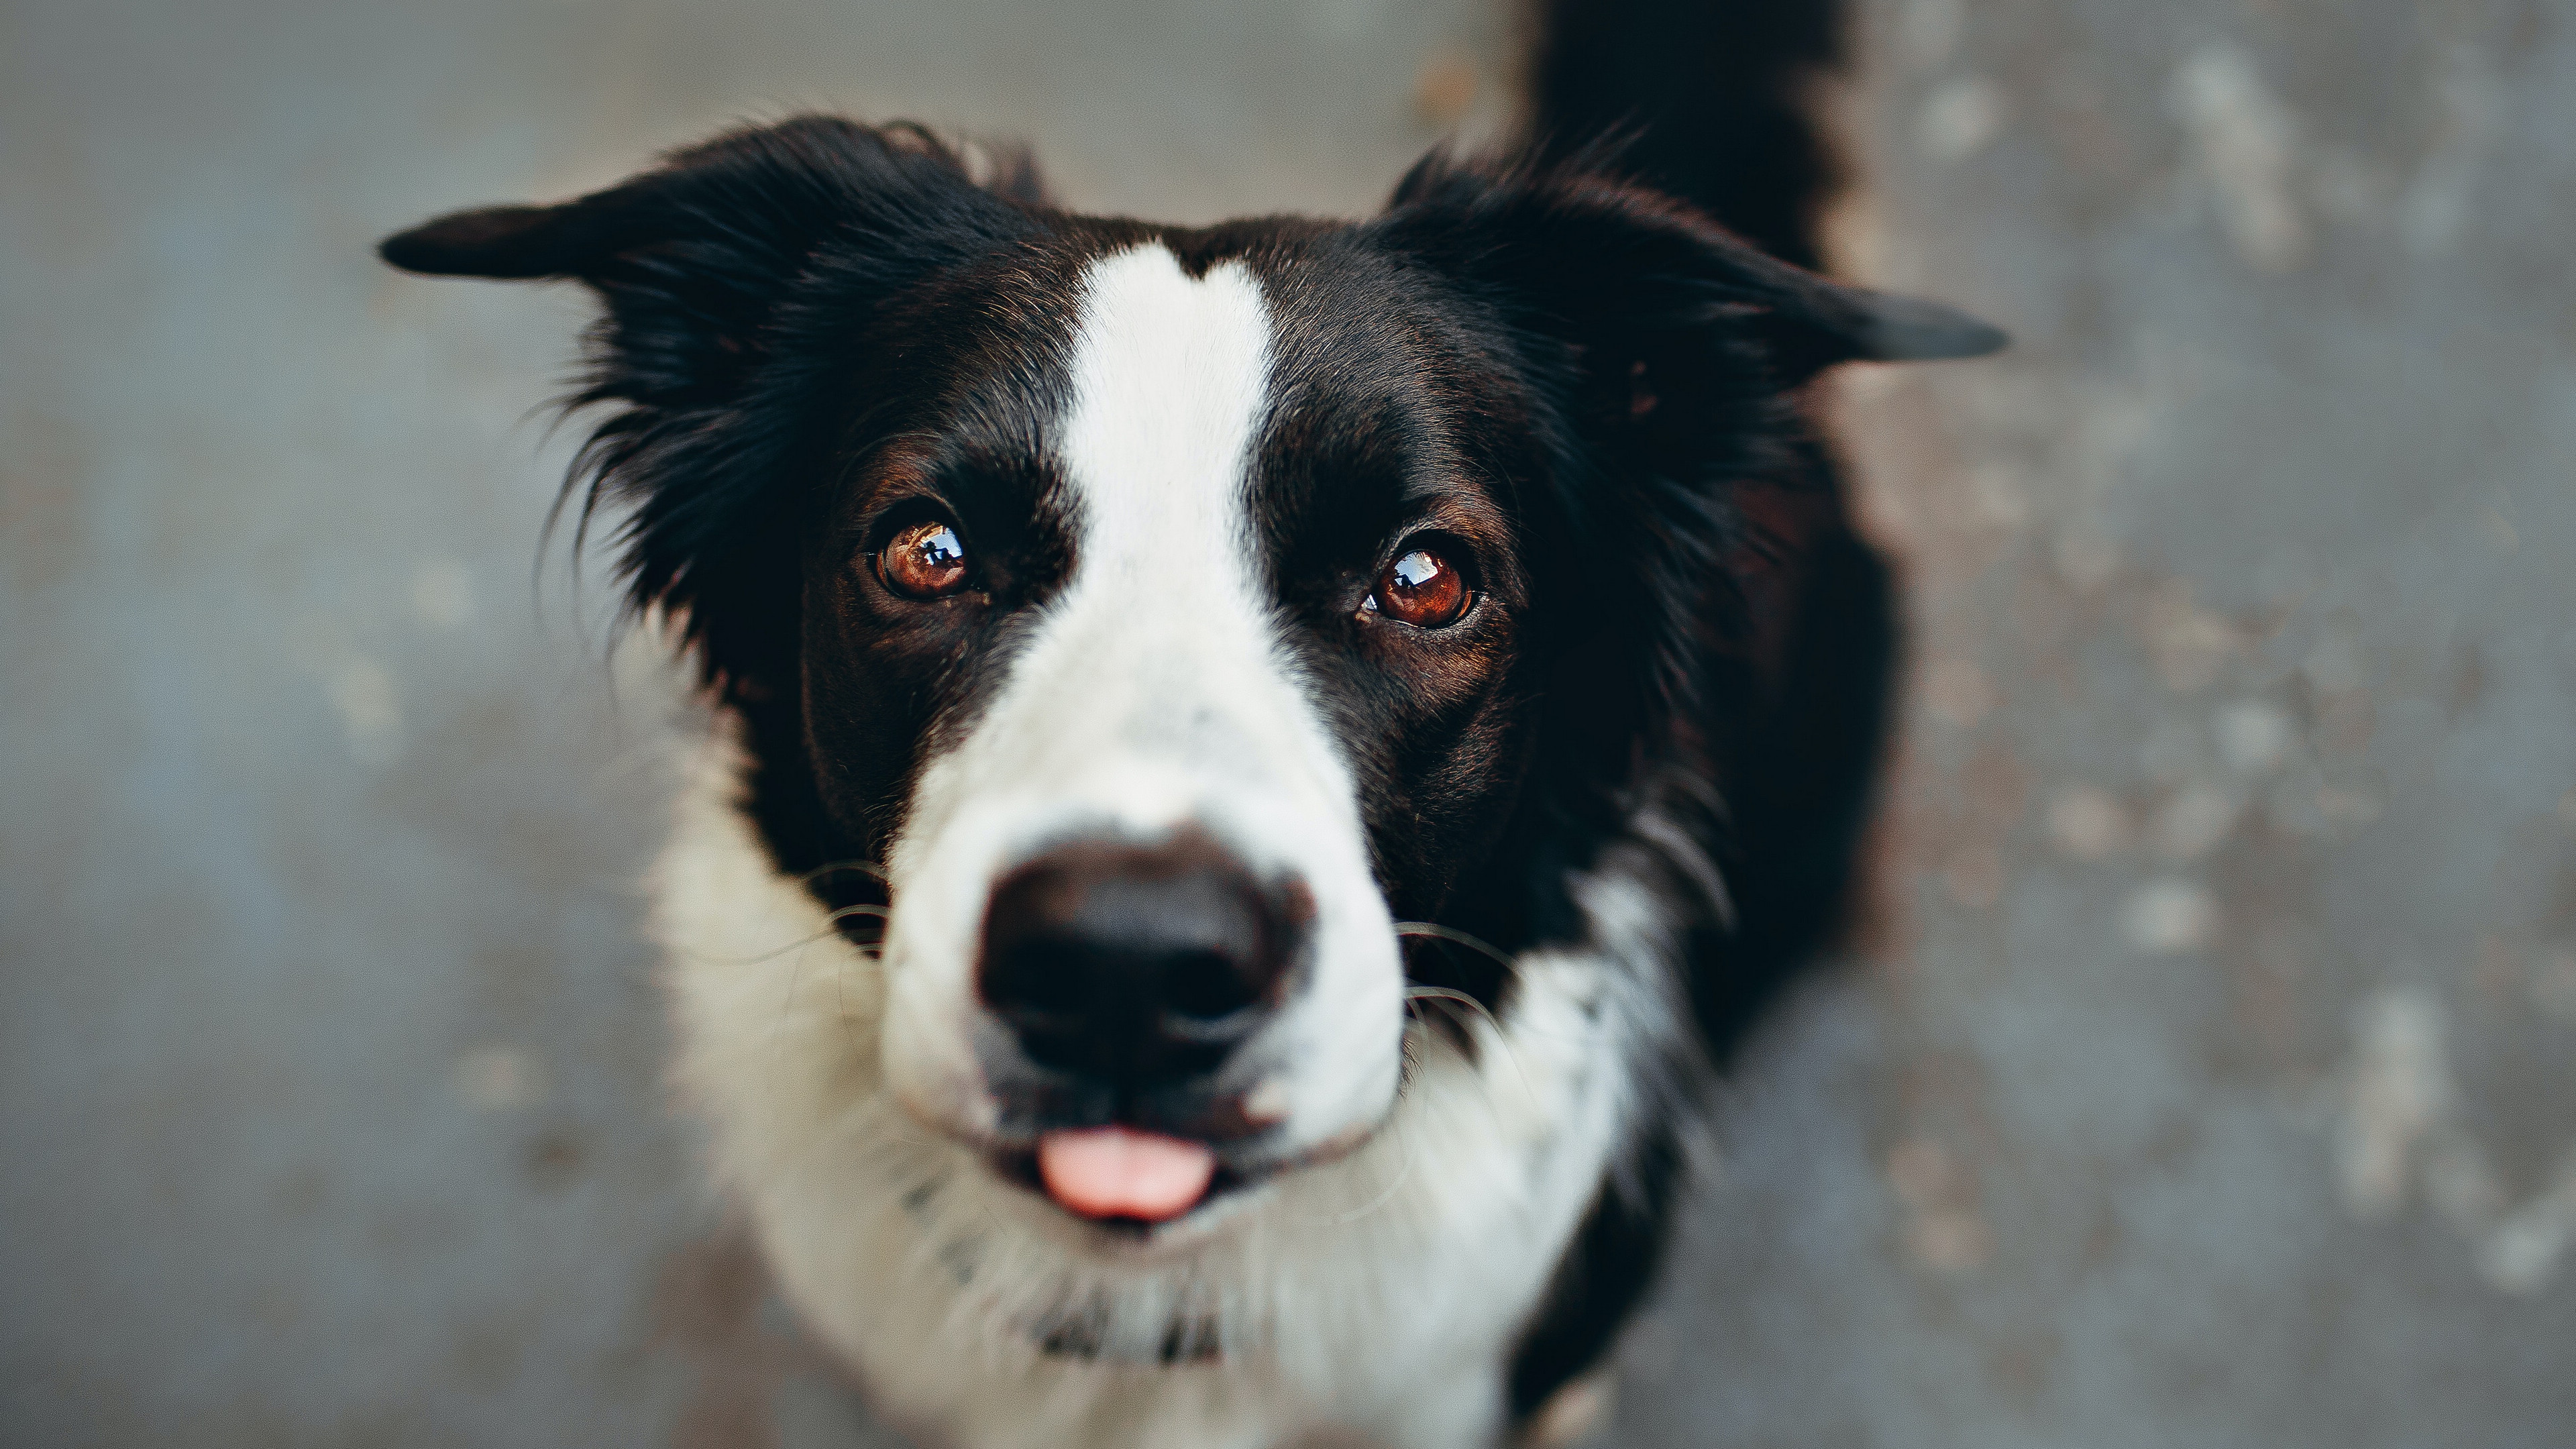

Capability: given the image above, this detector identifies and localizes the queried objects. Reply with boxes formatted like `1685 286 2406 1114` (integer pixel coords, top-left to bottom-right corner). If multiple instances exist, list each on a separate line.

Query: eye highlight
1364 547 1470 629
877 519 972 600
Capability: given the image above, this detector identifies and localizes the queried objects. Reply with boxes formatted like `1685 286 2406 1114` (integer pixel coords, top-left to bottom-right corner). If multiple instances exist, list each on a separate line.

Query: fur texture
379 60 2000 1447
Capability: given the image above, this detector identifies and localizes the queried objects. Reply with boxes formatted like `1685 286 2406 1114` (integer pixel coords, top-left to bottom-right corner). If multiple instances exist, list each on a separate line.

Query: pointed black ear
378 116 1032 376
379 197 665 279
377 116 1040 688
378 121 1048 284
1375 150 2004 383
1720 244 2008 369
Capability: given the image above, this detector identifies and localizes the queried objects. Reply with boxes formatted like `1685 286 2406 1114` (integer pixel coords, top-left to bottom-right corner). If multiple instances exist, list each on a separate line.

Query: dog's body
382 13 1998 1443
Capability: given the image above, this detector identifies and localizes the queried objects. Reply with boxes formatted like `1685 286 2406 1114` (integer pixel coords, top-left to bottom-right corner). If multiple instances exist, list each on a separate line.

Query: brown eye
1365 547 1470 629
877 520 971 600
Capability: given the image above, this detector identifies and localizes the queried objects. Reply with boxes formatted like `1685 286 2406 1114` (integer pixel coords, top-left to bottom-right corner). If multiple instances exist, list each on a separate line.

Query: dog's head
384 118 1998 1236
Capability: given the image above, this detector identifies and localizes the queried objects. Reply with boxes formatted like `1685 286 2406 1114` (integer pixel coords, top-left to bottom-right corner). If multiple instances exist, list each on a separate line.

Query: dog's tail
1523 0 1848 271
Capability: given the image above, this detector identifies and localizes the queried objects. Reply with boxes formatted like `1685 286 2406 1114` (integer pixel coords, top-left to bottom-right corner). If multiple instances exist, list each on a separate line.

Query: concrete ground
3 1 2571 1445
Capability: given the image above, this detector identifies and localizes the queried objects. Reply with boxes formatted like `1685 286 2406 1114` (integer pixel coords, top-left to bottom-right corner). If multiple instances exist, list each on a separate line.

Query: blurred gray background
5 0 2573 1445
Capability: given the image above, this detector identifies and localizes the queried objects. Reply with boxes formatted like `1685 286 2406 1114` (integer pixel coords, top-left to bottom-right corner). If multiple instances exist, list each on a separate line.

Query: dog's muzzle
974 830 1313 1222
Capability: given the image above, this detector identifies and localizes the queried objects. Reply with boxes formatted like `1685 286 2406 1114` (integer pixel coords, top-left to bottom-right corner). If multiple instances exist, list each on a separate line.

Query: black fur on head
380 112 2001 983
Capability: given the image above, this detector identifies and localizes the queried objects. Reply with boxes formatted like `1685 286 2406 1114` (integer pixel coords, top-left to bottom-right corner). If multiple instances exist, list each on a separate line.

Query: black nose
977 835 1307 1089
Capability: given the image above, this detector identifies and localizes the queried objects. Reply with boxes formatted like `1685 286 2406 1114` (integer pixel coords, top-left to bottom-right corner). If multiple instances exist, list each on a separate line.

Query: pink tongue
1036 1127 1218 1222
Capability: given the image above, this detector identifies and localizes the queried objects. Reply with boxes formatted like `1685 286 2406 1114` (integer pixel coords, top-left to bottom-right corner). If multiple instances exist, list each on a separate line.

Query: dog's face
810 237 1546 1220
382 119 1998 1238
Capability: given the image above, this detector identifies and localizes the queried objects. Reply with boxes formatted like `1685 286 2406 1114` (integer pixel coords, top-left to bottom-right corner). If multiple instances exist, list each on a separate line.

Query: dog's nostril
985 941 1091 1023
1158 947 1261 1022
977 833 1301 1086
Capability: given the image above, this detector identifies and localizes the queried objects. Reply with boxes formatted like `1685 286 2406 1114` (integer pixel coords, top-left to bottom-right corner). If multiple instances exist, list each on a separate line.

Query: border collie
379 36 2000 1449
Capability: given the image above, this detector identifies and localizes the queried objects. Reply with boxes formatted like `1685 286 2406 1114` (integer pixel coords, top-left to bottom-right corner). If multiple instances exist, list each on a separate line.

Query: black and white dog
380 34 1998 1448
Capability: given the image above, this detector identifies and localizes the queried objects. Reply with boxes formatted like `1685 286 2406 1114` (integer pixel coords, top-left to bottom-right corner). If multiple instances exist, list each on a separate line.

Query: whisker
696 904 889 967
701 928 838 966
1403 983 1497 1018
1391 920 1513 967
798 858 890 885
1404 990 1540 1116
1402 984 1507 1055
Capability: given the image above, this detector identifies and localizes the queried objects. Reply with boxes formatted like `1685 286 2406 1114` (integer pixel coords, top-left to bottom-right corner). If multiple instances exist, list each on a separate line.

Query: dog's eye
1364 547 1470 629
878 520 972 600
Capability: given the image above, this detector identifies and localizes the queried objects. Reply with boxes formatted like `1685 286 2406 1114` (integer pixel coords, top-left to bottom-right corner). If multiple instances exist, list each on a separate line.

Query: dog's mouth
1040 1124 1221 1212
990 1128 1250 1232
980 1114 1386 1238
1036 1126 1217 1222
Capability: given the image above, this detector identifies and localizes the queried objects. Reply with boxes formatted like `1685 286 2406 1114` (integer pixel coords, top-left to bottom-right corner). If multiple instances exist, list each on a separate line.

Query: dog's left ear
1372 151 2004 387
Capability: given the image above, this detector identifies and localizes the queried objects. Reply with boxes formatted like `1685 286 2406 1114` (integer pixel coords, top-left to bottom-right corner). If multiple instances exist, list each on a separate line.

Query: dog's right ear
379 117 1039 684
378 193 666 280
380 115 1035 419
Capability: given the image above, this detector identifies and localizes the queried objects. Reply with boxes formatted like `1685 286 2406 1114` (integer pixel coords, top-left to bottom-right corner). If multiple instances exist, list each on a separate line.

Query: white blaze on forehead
1028 241 1351 825
1059 244 1272 584
916 241 1328 803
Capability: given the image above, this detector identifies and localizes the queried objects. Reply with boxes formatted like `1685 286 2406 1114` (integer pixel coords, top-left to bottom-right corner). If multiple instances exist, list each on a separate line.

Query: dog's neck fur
653 710 1690 1449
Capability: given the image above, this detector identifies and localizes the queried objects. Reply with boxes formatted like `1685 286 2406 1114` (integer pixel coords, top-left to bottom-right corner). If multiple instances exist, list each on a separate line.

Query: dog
378 25 2000 1447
